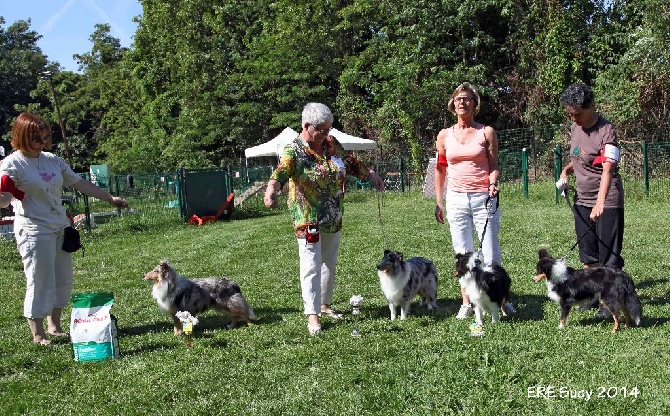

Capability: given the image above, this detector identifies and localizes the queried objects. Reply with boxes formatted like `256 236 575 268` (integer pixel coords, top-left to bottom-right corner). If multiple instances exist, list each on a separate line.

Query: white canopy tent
244 127 299 158
244 127 377 159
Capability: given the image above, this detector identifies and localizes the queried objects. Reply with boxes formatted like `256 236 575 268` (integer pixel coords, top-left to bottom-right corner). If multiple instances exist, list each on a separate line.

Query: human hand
555 178 568 191
590 202 604 222
110 196 129 209
264 191 278 208
488 183 499 197
369 172 385 191
435 204 444 224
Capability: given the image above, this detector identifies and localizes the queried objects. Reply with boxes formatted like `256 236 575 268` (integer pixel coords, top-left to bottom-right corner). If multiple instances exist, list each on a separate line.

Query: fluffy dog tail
625 286 642 326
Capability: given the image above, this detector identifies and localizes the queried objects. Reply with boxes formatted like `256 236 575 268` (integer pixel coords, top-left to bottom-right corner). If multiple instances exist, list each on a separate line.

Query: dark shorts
573 205 624 268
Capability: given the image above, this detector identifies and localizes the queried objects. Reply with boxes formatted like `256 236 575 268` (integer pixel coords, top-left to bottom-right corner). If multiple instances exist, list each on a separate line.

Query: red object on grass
187 192 235 226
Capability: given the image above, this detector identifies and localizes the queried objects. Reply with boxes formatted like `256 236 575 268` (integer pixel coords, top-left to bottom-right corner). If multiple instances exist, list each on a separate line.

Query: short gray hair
302 103 334 127
559 83 594 109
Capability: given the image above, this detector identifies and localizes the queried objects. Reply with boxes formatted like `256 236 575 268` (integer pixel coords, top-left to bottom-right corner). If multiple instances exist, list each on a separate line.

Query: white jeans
297 231 341 315
16 227 73 318
446 190 502 266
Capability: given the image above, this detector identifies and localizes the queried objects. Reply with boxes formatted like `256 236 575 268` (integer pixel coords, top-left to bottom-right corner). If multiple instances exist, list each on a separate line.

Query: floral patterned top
270 134 372 233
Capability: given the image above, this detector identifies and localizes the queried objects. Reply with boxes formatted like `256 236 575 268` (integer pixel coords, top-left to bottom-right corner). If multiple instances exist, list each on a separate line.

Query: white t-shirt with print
0 151 82 234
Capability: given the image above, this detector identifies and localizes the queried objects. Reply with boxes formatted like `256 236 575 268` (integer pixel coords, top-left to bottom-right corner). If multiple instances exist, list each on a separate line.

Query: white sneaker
456 304 474 319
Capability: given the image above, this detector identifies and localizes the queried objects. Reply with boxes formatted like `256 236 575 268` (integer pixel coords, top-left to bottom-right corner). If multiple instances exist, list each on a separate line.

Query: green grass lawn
1 184 669 415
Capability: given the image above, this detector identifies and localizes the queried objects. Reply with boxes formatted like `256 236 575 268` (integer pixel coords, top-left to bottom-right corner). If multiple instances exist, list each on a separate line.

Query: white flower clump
349 295 364 308
175 311 199 325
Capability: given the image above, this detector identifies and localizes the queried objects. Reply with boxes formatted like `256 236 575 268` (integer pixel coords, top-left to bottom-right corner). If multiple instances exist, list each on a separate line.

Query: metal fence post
643 141 649 197
177 168 186 219
553 146 562 204
400 158 405 192
522 148 529 198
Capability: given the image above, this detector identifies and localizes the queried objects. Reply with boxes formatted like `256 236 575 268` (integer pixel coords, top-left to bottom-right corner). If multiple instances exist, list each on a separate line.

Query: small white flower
175 311 199 325
349 295 365 307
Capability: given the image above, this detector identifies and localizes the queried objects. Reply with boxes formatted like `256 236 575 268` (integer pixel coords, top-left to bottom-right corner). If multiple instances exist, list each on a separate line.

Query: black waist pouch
62 226 83 254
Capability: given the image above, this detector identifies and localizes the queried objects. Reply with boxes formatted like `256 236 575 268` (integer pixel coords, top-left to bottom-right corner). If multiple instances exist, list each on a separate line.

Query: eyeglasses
31 136 49 144
453 96 473 104
311 125 331 134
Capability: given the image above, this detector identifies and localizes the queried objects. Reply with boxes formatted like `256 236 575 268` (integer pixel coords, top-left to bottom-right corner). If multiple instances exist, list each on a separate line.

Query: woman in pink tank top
433 82 504 320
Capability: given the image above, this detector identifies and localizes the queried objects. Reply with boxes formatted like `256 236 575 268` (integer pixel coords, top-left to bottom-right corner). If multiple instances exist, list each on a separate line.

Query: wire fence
2 126 669 239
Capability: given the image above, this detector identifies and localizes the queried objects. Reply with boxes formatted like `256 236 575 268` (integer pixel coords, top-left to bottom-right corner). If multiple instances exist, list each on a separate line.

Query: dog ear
159 259 170 272
538 249 549 259
384 249 391 255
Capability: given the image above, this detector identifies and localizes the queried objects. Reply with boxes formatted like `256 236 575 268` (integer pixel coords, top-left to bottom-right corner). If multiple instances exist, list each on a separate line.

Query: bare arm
591 161 614 221
434 129 447 223
484 126 500 196
71 179 128 208
560 161 574 179
264 179 281 208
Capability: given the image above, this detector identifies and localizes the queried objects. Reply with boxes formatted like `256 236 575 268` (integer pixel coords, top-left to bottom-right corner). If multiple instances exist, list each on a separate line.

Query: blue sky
1 0 142 72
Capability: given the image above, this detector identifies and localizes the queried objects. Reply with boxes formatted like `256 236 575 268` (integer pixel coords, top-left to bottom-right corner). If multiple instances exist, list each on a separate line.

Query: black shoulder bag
62 226 84 255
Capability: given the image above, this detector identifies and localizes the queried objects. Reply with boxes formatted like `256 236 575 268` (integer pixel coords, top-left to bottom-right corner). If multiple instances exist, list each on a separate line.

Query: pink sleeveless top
444 125 491 192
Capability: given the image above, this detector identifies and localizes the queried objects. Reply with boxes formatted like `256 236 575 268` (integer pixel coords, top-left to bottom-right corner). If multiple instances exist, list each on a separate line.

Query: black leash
477 193 500 253
559 186 623 262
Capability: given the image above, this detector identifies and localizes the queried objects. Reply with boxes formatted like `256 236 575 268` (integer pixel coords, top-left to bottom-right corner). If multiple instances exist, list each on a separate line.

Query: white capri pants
297 231 341 315
446 189 502 266
16 227 73 319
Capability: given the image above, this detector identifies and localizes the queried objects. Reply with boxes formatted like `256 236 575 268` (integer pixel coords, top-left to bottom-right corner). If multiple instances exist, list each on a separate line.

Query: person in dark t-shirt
557 83 624 270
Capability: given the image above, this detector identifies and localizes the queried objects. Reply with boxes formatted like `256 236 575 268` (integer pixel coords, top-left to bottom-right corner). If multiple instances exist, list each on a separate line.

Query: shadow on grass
121 341 178 356
119 306 301 337
578 314 670 330
365 294 549 323
635 278 669 290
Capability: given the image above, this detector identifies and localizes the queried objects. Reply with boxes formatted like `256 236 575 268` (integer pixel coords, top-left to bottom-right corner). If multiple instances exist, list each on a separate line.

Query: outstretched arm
71 179 128 208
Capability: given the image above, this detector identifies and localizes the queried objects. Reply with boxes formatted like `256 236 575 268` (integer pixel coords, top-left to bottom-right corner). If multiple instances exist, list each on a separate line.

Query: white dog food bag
70 292 120 362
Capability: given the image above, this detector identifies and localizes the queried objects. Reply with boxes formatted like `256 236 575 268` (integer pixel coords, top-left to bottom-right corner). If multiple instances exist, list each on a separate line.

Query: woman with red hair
0 112 128 345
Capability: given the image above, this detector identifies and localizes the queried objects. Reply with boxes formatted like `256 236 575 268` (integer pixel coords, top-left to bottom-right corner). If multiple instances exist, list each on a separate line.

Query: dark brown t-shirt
569 116 624 208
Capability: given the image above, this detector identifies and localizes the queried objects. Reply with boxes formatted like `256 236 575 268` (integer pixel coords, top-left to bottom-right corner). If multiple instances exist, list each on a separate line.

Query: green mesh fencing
46 128 670 235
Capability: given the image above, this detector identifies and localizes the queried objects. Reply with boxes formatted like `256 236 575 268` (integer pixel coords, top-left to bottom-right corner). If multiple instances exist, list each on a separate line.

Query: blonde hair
447 82 481 115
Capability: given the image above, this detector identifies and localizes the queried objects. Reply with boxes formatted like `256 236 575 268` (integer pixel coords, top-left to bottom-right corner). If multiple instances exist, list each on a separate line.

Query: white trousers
16 227 73 318
297 231 341 315
446 190 502 266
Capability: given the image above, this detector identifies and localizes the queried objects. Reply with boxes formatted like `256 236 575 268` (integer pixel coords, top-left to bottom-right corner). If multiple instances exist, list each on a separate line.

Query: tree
0 17 48 144
595 0 670 140
337 0 517 169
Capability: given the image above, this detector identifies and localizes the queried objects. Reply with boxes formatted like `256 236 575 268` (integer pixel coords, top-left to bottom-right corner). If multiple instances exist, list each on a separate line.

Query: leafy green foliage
0 18 48 142
2 1 670 174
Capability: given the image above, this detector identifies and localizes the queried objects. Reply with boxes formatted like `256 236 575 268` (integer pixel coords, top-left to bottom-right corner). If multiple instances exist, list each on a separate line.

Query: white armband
603 144 620 163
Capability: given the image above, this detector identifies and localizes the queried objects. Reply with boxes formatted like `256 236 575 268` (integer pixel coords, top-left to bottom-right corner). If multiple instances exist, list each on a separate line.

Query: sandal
307 323 321 336
320 309 343 319
47 331 68 337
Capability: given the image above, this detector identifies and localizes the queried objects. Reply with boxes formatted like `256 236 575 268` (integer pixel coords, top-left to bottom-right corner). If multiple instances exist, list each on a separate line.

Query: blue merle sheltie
143 260 256 335
534 249 642 333
454 252 512 325
376 250 438 320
